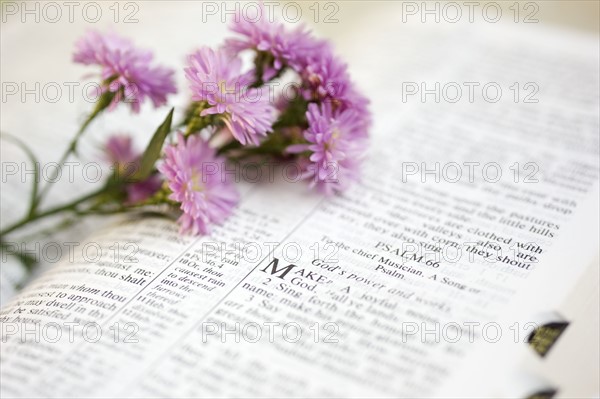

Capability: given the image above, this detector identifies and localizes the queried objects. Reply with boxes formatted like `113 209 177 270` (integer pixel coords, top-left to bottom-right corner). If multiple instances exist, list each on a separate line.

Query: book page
1 2 599 398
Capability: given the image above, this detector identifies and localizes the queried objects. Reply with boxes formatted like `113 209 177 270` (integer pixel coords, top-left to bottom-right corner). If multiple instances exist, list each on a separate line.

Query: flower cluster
73 31 177 113
1 15 370 244
107 13 369 234
184 47 276 145
222 6 370 194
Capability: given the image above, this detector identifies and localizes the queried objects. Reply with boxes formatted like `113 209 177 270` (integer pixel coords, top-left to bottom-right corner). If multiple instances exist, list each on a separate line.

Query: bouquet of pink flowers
1 8 370 254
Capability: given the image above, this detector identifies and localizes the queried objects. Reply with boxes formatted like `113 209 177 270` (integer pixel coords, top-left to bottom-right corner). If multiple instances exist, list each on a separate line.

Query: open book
1 2 598 397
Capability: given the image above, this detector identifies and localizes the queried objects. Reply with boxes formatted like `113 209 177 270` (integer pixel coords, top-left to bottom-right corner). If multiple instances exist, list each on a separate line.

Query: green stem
33 90 115 210
250 51 287 88
216 140 243 156
0 186 108 237
35 112 96 200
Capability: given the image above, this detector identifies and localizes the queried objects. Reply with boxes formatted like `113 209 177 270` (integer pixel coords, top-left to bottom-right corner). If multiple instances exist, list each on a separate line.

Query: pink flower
104 135 161 204
300 51 370 120
287 103 368 195
125 175 162 205
105 135 136 166
301 51 350 101
225 3 328 80
158 133 239 235
74 30 176 113
184 47 276 145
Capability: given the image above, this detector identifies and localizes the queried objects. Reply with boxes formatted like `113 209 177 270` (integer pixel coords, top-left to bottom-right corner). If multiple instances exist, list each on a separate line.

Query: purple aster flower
300 51 352 103
126 175 162 205
300 51 372 133
158 133 239 235
287 102 368 195
74 30 177 113
224 3 328 80
292 45 368 119
338 84 372 134
105 135 136 166
104 135 161 204
184 47 276 145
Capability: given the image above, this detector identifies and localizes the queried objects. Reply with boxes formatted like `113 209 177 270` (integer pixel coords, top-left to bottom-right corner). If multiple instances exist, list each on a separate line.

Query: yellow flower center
325 128 341 151
190 171 204 192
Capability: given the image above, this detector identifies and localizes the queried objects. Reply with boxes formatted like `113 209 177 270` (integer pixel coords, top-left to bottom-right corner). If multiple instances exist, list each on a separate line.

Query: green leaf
137 108 174 180
273 96 309 129
71 85 117 154
0 132 40 216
